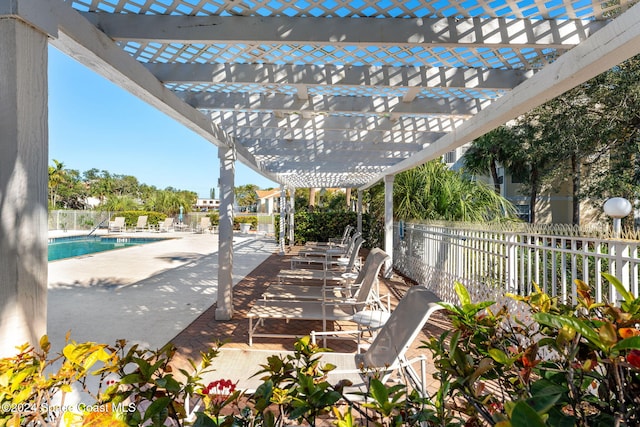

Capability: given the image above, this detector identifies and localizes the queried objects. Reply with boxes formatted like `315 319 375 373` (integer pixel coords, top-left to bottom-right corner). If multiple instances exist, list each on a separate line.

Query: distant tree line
48 160 196 215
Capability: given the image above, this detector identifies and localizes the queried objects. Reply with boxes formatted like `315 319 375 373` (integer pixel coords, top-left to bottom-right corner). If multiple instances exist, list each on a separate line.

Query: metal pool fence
393 221 640 307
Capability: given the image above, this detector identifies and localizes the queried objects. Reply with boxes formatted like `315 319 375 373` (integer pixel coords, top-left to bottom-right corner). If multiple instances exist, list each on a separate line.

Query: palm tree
48 159 66 208
463 127 514 193
393 160 515 222
102 195 139 212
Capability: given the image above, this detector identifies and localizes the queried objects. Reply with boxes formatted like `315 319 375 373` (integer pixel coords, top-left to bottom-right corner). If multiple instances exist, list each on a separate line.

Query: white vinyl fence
393 221 640 307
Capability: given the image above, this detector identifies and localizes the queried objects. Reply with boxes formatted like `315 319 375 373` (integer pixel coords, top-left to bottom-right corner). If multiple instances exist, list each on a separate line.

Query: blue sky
48 46 277 198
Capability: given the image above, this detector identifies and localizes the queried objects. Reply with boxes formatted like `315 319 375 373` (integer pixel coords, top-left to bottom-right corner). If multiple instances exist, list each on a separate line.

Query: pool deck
47 229 277 352
47 229 452 397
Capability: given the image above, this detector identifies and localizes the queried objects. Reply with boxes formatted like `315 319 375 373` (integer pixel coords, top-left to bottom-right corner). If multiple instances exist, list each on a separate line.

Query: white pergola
1 0 639 355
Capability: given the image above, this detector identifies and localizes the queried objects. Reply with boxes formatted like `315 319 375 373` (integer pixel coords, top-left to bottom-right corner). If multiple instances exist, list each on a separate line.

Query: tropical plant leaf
602 273 634 303
534 312 607 352
510 401 547 427
142 396 171 422
612 336 640 351
454 282 471 306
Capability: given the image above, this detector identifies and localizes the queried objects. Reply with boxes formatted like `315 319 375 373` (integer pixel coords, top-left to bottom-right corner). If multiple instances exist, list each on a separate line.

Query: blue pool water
48 236 165 261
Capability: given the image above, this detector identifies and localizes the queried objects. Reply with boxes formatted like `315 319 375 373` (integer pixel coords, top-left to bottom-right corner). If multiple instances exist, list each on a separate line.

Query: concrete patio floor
47 230 452 398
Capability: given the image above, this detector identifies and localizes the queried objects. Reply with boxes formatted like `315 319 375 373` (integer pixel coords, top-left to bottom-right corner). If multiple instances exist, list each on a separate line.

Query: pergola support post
383 175 394 277
278 184 286 255
0 16 49 356
357 190 363 235
288 189 295 248
216 144 235 320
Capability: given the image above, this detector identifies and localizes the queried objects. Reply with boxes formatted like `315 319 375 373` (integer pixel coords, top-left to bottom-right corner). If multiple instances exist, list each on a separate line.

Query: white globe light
603 197 633 219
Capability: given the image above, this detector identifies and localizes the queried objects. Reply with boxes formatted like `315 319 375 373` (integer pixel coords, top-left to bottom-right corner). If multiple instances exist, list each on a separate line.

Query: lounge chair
158 217 174 232
212 286 443 396
304 224 353 248
133 215 148 232
108 216 125 232
297 231 360 258
196 217 211 234
276 235 364 285
247 248 390 345
311 286 444 398
290 232 362 269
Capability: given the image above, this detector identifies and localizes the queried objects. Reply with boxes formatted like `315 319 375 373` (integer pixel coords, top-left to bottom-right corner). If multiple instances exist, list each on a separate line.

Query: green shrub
4 274 639 426
424 276 640 426
275 212 373 246
112 210 166 227
234 215 257 230
207 211 220 226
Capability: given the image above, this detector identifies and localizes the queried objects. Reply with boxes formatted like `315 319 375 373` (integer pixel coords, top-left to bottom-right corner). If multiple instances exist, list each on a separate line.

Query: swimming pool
48 236 166 261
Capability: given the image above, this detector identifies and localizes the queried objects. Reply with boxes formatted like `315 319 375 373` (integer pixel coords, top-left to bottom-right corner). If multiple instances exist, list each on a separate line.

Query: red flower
627 350 640 369
202 379 237 406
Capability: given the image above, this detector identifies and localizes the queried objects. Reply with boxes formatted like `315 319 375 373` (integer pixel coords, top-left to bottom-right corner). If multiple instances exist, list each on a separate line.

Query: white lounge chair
311 286 444 399
214 286 443 396
108 216 125 232
247 248 390 346
133 215 148 232
196 217 211 234
290 232 362 269
276 235 364 285
266 236 367 298
304 224 354 248
158 217 174 232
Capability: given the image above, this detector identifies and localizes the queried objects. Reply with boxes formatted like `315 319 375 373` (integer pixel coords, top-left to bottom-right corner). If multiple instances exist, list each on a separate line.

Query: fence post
611 241 631 304
506 233 518 294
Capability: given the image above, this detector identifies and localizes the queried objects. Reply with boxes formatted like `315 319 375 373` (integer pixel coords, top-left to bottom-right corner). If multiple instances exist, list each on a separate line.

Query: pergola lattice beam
240 139 426 155
362 2 640 188
276 173 378 188
233 128 445 145
83 13 603 48
210 111 464 133
146 63 532 90
264 161 393 172
47 1 276 182
183 93 486 116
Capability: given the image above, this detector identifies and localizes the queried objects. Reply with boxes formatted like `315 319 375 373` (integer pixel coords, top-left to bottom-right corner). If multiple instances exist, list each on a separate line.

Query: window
515 205 530 222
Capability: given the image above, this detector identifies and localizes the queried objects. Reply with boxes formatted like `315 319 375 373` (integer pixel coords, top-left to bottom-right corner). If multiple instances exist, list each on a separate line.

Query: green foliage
48 161 198 215
234 216 257 229
0 335 121 426
110 341 221 427
370 160 516 223
5 274 640 426
234 185 259 211
274 211 372 246
426 278 640 427
111 211 166 227
207 211 220 226
465 54 640 224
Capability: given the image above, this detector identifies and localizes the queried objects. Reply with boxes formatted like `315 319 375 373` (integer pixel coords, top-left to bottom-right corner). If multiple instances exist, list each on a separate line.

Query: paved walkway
47 231 452 397
47 230 277 352
169 246 452 396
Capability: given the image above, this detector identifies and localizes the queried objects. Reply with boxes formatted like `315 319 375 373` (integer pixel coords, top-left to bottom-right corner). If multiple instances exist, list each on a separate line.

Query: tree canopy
47 161 197 215
464 54 640 224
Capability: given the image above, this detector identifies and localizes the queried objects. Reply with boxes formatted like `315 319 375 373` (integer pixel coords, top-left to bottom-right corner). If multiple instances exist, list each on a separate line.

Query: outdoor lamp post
603 197 632 237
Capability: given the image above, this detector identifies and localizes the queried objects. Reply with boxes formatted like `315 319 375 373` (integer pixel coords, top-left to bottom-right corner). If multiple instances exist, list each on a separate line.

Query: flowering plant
425 274 640 426
199 379 240 424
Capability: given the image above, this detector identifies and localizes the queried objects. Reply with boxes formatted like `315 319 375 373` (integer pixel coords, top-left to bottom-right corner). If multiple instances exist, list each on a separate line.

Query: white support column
288 189 295 248
384 175 394 277
216 145 235 320
357 190 363 234
279 184 286 255
0 17 49 357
